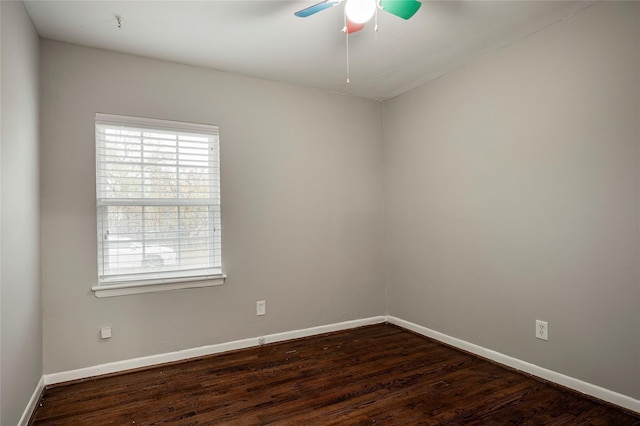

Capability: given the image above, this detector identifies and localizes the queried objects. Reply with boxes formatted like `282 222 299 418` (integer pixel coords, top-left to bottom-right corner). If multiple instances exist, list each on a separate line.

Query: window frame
92 113 225 298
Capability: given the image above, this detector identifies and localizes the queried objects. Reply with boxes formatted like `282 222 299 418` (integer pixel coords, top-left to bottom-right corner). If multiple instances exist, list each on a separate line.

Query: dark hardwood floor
30 324 639 425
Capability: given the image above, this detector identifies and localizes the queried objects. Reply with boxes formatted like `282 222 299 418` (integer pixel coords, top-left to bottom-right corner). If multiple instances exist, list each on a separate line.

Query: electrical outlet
536 320 548 341
258 336 266 346
257 300 266 316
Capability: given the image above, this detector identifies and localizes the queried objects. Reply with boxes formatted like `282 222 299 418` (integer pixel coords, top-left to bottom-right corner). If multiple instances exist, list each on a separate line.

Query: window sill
92 274 226 298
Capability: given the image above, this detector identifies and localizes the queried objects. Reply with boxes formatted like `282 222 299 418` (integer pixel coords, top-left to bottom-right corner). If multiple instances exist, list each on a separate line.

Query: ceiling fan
294 0 422 34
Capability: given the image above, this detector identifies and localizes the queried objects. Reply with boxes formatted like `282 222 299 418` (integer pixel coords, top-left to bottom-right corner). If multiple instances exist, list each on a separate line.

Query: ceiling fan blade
294 0 341 18
379 0 421 20
344 19 365 34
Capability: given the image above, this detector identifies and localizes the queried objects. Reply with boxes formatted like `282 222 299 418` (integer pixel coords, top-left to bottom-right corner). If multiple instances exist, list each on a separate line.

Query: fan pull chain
346 33 350 84
345 11 350 84
375 7 379 32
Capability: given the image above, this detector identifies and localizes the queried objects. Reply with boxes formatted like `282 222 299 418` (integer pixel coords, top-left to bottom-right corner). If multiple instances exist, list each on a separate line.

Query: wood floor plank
30 324 640 425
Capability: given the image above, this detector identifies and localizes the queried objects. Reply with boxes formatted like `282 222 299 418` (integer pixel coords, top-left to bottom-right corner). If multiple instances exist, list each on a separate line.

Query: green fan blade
380 0 422 20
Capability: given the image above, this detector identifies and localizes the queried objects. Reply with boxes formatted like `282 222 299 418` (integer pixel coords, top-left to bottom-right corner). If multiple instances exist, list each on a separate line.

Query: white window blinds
95 113 222 285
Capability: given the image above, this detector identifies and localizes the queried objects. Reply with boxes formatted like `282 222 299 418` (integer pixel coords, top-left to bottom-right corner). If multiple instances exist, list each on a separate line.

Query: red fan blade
343 19 365 34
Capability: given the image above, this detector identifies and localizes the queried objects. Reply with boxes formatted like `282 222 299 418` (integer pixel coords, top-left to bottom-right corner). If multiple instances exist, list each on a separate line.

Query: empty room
1 0 639 424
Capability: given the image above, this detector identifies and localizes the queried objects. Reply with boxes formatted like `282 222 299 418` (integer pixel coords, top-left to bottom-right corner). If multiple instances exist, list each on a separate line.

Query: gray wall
0 1 42 424
384 1 639 399
40 40 385 374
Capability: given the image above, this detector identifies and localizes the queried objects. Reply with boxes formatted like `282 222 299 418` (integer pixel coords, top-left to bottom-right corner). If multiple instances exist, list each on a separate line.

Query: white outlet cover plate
536 320 548 341
100 327 112 339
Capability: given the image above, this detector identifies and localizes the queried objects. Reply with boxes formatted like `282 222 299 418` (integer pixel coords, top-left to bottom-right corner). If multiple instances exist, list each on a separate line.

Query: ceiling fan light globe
345 0 376 24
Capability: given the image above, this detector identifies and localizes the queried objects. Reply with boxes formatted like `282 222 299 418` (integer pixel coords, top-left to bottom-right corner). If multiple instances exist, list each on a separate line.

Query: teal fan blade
379 0 422 20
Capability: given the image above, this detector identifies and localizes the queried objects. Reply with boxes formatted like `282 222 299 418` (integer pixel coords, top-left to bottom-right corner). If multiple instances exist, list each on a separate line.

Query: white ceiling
24 1 595 101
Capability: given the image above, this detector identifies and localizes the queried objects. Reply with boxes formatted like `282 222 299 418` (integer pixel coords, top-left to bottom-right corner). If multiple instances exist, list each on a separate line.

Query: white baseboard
385 315 640 415
18 376 44 426
44 316 386 386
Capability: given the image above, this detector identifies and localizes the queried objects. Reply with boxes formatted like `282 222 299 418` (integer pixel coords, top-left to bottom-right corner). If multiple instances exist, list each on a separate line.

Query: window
93 113 224 297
